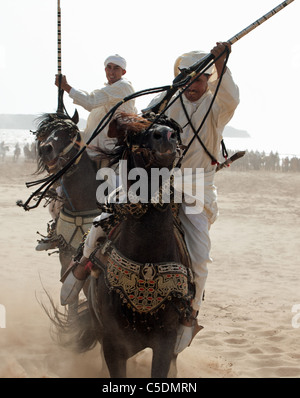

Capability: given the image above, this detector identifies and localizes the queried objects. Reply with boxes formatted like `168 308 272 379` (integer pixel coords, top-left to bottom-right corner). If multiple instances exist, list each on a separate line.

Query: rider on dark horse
60 42 240 354
35 54 137 251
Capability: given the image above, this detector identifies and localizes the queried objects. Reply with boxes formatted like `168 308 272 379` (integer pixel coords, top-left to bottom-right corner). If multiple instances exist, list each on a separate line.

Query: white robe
149 68 240 310
69 78 137 155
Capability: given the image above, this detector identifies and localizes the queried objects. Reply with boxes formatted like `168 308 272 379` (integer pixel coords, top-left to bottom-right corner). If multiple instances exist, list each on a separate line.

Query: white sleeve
209 68 240 128
69 88 109 112
69 79 136 112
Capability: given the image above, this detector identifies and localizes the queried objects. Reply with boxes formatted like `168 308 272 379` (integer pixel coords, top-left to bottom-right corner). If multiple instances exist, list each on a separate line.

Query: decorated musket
57 0 63 113
143 0 295 115
56 0 78 121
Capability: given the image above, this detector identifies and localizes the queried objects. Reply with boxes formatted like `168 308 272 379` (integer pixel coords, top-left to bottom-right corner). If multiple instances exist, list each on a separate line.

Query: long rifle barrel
228 0 294 45
143 0 294 115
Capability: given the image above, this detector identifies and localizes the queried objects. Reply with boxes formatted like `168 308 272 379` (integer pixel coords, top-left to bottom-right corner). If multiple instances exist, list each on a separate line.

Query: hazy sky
0 0 299 154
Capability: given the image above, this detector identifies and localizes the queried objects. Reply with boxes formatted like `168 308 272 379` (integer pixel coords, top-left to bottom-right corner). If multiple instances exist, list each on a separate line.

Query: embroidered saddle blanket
90 223 193 314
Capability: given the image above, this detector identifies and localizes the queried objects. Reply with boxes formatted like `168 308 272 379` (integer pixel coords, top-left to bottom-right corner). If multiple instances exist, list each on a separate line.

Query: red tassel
84 261 93 272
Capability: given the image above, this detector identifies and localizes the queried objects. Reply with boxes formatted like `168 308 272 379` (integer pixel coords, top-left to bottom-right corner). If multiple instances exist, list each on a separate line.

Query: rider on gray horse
36 54 137 251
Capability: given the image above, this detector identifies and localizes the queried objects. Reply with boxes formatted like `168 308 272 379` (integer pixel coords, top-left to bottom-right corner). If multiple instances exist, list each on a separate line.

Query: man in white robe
149 42 240 352
55 54 137 155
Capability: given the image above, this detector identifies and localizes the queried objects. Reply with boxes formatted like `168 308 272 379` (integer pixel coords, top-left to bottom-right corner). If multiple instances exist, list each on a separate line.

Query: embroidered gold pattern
104 247 192 313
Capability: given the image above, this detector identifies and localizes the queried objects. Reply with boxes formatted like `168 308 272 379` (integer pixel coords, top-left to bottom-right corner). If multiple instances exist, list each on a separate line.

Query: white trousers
179 207 212 312
83 213 109 258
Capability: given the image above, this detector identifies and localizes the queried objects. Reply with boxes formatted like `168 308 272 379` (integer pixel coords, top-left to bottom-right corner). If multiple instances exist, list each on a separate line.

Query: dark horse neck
61 151 99 213
116 205 180 264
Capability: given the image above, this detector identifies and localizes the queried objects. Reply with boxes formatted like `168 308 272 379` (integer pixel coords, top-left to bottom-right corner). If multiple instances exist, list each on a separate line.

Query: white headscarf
104 54 127 70
174 51 217 81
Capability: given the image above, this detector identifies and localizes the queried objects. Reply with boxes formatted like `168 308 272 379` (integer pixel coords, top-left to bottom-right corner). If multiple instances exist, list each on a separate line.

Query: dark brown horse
51 113 195 378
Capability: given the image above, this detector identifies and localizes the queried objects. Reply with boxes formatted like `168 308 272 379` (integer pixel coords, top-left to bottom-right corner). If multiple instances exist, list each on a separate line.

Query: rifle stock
216 151 246 172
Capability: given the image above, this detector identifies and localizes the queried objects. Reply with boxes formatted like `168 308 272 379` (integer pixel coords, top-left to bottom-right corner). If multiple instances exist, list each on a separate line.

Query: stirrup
60 272 85 306
36 221 58 251
174 321 203 354
35 238 59 251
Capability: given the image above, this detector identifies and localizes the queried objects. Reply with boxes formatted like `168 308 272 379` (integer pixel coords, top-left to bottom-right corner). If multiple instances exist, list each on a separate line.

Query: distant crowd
226 149 300 172
0 141 36 162
1 139 300 173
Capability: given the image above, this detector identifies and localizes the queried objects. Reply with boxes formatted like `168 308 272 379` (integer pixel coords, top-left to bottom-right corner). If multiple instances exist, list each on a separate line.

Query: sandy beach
0 158 300 378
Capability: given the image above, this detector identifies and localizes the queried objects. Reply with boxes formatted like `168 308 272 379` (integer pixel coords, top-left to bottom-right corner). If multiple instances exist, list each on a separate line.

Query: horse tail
39 290 99 353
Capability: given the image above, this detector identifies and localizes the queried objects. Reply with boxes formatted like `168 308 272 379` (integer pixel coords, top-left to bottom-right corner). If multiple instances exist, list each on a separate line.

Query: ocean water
0 129 35 157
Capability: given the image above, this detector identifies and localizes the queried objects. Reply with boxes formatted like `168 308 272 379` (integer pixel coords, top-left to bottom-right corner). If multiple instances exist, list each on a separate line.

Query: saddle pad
93 245 193 314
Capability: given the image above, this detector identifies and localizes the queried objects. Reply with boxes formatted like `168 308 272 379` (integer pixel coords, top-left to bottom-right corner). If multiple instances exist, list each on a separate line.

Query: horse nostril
167 131 176 141
153 132 162 140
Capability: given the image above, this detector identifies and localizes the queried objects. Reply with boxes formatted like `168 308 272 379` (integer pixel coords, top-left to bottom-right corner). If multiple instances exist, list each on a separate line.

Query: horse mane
88 113 152 166
108 112 152 138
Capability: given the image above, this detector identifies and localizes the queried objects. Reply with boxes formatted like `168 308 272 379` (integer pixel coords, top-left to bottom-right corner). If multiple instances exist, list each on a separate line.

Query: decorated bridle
36 116 84 174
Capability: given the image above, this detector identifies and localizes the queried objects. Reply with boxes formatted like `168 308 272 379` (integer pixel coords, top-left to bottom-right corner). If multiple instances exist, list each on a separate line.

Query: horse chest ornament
91 242 193 314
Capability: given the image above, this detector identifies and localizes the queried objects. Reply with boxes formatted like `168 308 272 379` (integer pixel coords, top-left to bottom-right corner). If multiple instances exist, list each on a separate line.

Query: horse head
35 113 82 174
107 113 182 171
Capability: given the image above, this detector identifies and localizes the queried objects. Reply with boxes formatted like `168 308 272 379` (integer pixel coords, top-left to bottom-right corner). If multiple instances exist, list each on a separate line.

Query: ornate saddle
89 218 194 315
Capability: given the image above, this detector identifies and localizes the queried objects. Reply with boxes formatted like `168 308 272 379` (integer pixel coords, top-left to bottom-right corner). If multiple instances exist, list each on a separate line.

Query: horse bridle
40 129 85 175
59 130 85 167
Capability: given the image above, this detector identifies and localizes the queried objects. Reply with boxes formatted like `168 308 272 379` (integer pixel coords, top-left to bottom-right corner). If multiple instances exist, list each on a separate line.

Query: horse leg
99 344 110 377
151 334 176 378
167 354 178 378
102 338 128 378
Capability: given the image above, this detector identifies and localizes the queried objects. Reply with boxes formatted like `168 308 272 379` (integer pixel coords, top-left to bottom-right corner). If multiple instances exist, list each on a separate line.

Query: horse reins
175 48 230 168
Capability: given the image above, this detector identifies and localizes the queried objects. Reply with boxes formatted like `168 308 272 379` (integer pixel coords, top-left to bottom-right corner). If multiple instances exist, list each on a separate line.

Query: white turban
104 54 127 70
174 51 216 79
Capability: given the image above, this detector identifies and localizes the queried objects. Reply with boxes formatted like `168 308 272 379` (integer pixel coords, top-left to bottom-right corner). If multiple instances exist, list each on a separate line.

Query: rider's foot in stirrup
35 221 59 251
60 257 90 306
174 309 204 354
35 238 59 251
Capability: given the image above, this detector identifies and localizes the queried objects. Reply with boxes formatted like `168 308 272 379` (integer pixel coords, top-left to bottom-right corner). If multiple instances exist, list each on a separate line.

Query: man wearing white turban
36 55 136 252
55 54 137 155
148 42 240 353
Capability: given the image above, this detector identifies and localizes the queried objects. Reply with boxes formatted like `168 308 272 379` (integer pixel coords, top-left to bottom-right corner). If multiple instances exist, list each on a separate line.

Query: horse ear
71 109 79 125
